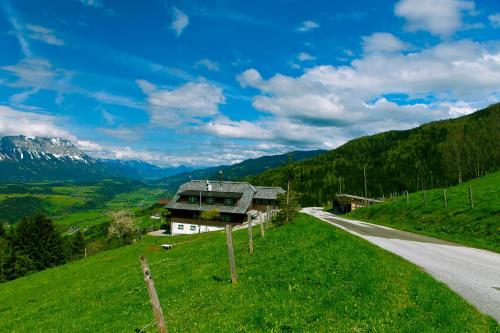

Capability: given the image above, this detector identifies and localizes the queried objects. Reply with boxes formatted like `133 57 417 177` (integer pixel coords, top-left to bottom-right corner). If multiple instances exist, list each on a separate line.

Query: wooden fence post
444 189 448 208
468 185 474 208
406 191 409 207
140 255 168 333
247 212 254 254
259 213 265 238
225 225 237 285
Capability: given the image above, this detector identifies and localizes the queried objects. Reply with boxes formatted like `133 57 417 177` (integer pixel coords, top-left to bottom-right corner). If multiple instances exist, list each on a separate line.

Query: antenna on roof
219 170 224 191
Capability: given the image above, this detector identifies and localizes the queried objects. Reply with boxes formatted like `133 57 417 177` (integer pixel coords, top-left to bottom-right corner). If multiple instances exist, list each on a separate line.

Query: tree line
248 103 500 206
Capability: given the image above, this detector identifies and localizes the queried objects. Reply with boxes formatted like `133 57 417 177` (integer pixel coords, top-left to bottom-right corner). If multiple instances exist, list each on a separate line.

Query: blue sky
0 0 499 167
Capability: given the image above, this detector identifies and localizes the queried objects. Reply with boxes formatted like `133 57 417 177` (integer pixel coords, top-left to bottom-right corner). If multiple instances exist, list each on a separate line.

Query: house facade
165 180 284 235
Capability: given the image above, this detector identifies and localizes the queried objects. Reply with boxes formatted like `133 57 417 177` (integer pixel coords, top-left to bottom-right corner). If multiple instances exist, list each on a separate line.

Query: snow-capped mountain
0 136 191 181
0 136 93 163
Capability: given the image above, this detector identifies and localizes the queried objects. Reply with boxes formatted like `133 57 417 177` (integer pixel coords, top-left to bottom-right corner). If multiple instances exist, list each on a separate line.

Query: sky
0 0 499 167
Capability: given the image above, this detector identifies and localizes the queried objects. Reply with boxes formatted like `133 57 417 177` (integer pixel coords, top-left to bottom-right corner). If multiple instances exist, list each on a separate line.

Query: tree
13 214 65 271
108 210 137 244
71 230 86 259
200 208 221 221
273 192 300 225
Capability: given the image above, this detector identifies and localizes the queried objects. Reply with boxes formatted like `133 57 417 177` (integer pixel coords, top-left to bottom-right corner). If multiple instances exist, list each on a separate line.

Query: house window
190 225 197 231
188 196 198 204
206 197 215 204
224 198 234 206
221 214 230 222
178 224 184 230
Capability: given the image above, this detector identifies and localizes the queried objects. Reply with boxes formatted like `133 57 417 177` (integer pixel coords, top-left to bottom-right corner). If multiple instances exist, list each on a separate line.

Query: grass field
0 180 166 234
0 214 497 332
347 171 500 253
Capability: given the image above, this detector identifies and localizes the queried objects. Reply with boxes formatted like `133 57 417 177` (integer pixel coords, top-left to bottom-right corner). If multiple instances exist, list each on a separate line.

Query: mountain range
0 135 323 183
0 136 192 181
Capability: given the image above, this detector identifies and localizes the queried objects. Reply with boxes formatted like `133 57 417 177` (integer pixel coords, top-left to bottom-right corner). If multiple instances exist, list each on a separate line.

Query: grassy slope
0 214 497 332
347 171 500 253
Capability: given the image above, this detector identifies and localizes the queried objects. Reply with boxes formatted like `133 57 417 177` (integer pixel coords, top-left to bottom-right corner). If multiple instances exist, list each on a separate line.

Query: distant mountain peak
0 135 92 163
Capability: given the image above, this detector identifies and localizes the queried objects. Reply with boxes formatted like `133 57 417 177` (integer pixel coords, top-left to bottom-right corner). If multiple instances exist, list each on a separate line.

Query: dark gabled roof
179 190 242 199
166 180 256 214
254 186 286 200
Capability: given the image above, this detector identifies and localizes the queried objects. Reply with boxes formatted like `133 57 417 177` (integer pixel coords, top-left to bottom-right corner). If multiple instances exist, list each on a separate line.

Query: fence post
406 191 409 207
140 255 168 333
259 213 265 237
444 189 448 208
423 190 427 206
247 212 254 254
468 185 474 208
225 225 237 285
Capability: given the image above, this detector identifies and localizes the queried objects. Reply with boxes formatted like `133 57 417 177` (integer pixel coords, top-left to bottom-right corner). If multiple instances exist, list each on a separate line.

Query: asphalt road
302 207 500 322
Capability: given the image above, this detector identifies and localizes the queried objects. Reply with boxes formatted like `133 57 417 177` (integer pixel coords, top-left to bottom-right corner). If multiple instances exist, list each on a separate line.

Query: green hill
248 104 500 206
347 171 500 252
0 214 497 332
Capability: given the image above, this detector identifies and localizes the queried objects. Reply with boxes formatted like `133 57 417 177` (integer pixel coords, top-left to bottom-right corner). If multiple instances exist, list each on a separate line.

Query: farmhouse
165 179 285 235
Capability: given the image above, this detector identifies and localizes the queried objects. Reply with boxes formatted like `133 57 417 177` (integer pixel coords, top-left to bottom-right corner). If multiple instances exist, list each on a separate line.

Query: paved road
302 207 500 322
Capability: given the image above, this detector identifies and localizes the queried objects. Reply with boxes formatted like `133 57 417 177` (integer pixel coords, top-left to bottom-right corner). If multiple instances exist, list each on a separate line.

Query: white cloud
26 24 64 46
138 80 225 127
231 39 500 147
195 59 220 71
489 13 500 28
0 106 74 139
297 20 319 32
298 52 316 61
362 32 408 53
171 7 189 36
204 118 273 140
1 58 143 109
395 0 475 37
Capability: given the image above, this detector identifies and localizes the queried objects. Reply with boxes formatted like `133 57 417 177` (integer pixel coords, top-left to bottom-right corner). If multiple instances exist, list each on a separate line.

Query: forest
248 104 500 206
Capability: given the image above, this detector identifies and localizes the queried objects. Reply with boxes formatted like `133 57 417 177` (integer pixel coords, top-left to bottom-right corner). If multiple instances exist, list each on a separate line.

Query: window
224 198 234 206
192 212 198 219
190 225 197 231
177 224 184 230
188 196 198 204
221 214 231 222
206 197 215 204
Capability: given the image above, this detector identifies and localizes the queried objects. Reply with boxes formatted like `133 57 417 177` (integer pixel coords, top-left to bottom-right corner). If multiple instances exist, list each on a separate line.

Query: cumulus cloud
0 105 74 139
230 39 500 147
138 80 225 127
362 32 408 53
298 52 316 61
26 24 64 46
395 0 475 37
171 7 189 36
195 59 220 71
204 118 273 140
297 20 319 32
489 13 500 28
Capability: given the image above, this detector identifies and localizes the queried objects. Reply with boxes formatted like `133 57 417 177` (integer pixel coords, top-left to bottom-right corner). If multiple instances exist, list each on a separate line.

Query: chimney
218 170 224 191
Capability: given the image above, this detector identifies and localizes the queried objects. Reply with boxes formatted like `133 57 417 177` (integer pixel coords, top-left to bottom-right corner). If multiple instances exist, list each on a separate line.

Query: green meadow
347 171 500 252
0 214 497 332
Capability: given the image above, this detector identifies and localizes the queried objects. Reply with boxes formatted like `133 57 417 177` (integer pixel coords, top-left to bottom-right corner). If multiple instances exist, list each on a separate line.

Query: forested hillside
248 104 500 206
